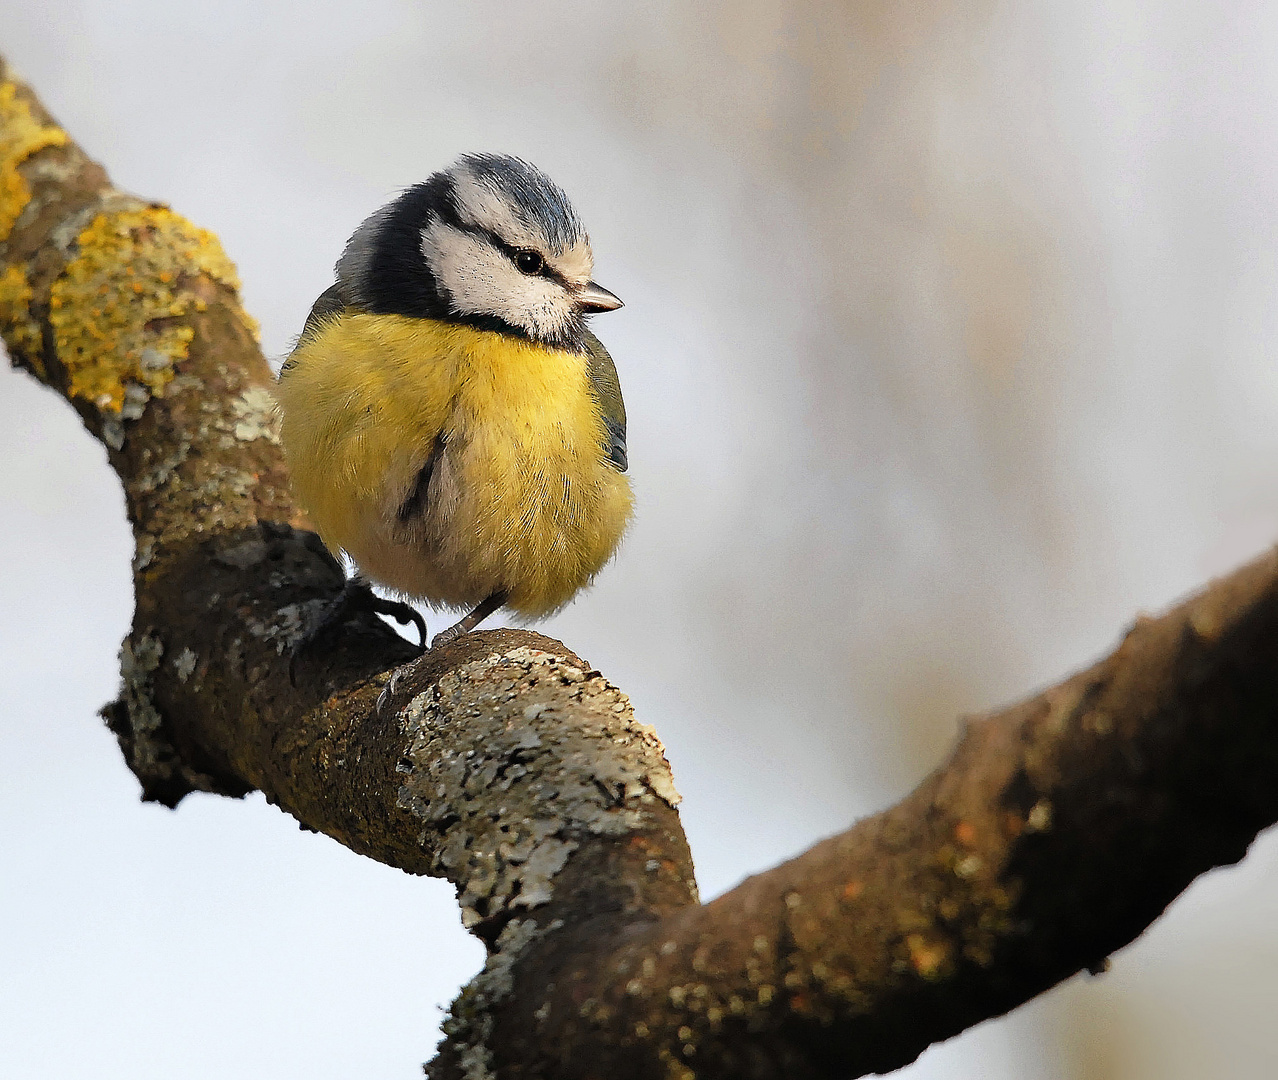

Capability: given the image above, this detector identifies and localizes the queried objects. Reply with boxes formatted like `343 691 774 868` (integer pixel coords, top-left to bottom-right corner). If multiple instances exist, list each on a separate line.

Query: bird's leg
375 591 508 714
290 574 427 685
431 590 508 649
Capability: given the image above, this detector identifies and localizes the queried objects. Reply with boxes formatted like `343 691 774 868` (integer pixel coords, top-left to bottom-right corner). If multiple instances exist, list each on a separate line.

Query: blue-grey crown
455 152 585 253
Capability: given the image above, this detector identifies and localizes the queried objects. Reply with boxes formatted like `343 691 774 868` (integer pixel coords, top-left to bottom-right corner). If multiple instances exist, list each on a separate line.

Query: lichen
119 632 166 757
437 917 558 1080
132 534 156 573
173 647 197 683
0 262 43 375
0 78 68 241
396 645 685 931
231 385 280 442
106 632 216 801
49 205 241 415
245 598 330 655
129 442 189 493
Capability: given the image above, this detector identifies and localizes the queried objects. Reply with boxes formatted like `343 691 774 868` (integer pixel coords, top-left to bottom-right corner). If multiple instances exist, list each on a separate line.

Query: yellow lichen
0 263 44 375
49 205 241 414
0 79 69 240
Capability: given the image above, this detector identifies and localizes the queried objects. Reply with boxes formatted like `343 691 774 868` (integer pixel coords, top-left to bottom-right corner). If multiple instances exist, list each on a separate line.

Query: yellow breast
275 312 632 616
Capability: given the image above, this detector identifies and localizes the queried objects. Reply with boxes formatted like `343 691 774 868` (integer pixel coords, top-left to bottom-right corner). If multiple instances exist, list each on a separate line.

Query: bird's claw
376 665 408 715
289 577 427 686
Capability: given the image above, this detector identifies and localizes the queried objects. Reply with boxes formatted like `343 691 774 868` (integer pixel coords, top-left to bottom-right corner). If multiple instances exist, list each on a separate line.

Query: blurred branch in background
3 55 1277 1080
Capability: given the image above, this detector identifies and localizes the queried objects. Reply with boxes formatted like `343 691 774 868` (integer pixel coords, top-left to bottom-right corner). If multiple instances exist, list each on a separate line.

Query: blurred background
3 2 1278 1077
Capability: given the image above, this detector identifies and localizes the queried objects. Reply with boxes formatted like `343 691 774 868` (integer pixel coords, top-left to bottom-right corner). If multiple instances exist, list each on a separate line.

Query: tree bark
2 58 1276 1080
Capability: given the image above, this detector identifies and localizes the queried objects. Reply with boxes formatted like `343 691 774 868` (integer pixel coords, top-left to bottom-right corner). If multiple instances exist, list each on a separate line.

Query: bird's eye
514 249 544 275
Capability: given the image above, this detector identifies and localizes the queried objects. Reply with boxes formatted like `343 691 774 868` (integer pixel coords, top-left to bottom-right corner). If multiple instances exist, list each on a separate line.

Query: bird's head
336 153 622 351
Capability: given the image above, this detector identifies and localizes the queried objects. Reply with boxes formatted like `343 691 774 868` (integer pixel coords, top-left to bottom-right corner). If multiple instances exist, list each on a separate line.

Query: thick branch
0 55 695 1064
498 551 1278 1078
4 59 1277 1080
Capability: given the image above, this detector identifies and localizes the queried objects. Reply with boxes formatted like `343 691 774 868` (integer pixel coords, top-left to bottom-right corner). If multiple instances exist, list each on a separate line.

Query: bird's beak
576 281 624 313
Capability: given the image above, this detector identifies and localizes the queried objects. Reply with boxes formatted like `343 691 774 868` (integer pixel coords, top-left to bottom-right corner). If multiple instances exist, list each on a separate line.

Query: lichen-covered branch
0 55 695 1072
5 58 1278 1080
492 549 1278 1079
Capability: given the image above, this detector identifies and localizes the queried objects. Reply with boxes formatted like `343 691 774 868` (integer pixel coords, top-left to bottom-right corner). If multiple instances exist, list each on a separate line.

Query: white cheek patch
421 220 574 340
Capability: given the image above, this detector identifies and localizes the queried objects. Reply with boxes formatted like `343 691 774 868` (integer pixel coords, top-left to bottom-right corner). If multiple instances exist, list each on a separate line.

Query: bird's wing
300 282 349 341
582 328 628 472
280 283 349 377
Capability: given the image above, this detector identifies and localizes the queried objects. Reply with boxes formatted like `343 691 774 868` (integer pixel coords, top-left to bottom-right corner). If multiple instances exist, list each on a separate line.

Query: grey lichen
438 917 559 1080
120 379 149 421
212 536 269 569
245 598 331 655
230 385 280 442
107 631 217 800
119 632 165 755
173 646 197 683
101 414 125 451
101 374 157 448
396 645 682 930
131 534 155 573
130 442 190 495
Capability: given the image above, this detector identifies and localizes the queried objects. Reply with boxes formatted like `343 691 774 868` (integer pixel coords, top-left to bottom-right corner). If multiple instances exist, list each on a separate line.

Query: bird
275 153 632 663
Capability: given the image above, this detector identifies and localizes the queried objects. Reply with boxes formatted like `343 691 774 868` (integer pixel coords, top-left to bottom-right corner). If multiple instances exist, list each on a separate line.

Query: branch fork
4 58 1277 1079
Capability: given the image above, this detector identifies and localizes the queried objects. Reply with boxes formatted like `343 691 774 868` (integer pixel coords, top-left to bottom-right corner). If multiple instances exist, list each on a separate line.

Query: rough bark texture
3 59 1277 1080
496 554 1278 1079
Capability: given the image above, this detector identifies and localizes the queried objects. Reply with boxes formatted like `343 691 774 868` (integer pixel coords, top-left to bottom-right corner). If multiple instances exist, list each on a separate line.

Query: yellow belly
274 313 633 616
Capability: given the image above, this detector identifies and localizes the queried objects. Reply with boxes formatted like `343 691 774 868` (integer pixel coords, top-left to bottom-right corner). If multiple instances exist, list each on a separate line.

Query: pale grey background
3 2 1278 1077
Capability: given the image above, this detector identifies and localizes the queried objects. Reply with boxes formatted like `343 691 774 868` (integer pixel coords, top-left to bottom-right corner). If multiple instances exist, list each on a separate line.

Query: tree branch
4 58 1276 1080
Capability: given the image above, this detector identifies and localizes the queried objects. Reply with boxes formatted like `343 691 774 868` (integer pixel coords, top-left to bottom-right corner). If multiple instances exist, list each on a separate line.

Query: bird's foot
429 590 508 650
375 660 418 715
377 591 507 713
289 577 427 685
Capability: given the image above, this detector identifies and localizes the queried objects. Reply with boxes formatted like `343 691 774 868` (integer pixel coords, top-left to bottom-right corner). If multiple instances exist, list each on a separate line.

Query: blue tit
275 153 632 648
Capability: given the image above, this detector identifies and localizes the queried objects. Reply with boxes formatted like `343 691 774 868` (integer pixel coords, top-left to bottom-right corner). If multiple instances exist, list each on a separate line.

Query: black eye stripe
451 218 568 285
